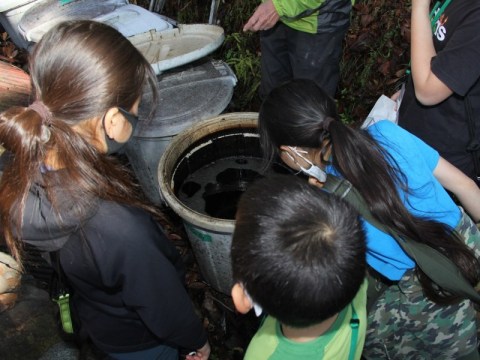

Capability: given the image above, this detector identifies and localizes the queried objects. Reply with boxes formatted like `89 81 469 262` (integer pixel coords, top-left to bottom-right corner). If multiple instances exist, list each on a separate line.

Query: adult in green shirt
244 0 352 98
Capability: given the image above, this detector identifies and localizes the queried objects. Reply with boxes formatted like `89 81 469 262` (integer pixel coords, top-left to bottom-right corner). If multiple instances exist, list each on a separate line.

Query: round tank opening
171 126 292 220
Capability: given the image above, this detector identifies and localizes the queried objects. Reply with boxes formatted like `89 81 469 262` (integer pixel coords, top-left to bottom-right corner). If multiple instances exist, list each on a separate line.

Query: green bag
323 175 480 304
49 252 74 334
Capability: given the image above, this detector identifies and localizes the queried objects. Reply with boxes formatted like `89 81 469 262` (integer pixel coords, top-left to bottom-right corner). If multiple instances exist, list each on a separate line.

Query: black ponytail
259 79 480 303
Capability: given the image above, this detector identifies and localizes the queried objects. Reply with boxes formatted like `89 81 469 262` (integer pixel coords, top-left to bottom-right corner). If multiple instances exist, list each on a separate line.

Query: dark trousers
259 22 348 98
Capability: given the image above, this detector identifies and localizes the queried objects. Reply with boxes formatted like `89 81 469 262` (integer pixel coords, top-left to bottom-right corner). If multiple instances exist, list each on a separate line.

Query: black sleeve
89 204 207 350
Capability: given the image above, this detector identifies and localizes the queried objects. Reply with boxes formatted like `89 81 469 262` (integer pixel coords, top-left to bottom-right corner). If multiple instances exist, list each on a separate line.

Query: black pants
259 22 348 98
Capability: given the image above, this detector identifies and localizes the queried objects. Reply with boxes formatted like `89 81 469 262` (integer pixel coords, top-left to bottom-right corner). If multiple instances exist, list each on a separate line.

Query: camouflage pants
363 210 480 359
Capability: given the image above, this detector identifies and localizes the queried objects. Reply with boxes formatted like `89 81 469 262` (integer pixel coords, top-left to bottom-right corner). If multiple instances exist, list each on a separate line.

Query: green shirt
244 280 368 360
271 0 354 34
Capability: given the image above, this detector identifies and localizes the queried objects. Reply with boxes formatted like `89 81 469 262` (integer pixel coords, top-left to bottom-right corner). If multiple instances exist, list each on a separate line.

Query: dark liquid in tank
177 156 290 220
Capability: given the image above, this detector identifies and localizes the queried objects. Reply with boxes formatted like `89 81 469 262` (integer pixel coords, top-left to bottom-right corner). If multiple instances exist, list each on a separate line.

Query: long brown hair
0 20 162 267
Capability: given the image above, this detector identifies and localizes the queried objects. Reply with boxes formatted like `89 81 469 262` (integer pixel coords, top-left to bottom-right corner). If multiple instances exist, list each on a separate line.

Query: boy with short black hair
231 175 368 360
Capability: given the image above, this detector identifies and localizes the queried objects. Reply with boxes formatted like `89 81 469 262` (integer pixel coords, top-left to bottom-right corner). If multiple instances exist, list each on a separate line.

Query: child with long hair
0 20 209 360
258 79 480 359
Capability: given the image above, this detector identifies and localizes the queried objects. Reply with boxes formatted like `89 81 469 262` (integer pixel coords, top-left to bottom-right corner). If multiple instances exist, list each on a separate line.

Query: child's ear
103 107 126 140
231 283 253 314
279 145 294 159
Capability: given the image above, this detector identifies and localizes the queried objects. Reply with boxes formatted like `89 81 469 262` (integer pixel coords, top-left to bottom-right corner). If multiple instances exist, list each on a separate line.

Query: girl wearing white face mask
258 79 480 359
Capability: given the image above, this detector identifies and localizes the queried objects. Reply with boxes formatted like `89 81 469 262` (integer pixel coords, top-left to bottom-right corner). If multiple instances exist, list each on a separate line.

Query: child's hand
390 90 401 102
390 90 401 111
185 341 211 360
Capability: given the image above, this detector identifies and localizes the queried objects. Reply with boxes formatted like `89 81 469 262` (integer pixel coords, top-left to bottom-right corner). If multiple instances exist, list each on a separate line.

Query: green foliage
163 0 211 24
337 1 411 125
214 0 262 111
216 0 259 32
161 0 263 111
221 32 261 111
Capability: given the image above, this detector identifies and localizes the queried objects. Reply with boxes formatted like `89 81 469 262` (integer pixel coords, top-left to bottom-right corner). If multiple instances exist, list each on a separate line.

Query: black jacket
21 181 207 354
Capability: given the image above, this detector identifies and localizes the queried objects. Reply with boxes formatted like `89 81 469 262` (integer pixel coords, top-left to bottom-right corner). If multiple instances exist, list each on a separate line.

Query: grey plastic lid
135 57 237 138
129 23 225 75
18 0 128 42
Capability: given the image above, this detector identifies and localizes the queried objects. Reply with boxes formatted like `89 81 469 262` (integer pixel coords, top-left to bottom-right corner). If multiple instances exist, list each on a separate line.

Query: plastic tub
17 0 128 45
125 57 237 206
18 2 174 45
129 23 225 75
94 4 173 38
158 113 259 295
158 113 294 294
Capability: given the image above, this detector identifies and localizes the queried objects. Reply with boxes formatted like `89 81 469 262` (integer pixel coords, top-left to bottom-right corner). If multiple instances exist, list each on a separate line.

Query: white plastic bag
361 84 405 129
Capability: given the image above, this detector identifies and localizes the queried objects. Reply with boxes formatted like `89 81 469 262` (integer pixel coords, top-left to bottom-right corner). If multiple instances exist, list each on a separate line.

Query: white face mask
244 289 263 317
286 146 327 182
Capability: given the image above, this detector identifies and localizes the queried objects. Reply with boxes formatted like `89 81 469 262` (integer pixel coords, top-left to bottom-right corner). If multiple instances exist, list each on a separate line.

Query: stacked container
1 0 237 206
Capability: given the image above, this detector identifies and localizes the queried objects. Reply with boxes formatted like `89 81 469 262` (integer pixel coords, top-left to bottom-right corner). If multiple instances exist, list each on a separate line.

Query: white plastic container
94 4 173 38
0 0 40 49
19 2 173 45
129 23 225 75
17 0 128 45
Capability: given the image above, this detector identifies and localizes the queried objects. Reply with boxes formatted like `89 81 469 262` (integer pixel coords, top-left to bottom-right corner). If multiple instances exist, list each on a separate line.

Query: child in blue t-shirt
257 79 480 358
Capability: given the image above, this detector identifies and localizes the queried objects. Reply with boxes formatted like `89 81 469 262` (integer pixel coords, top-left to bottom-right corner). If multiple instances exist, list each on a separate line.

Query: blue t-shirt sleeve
369 120 440 172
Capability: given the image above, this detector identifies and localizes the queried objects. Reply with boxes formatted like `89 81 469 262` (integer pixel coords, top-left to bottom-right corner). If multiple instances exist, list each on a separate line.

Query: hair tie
322 117 335 131
28 100 52 124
